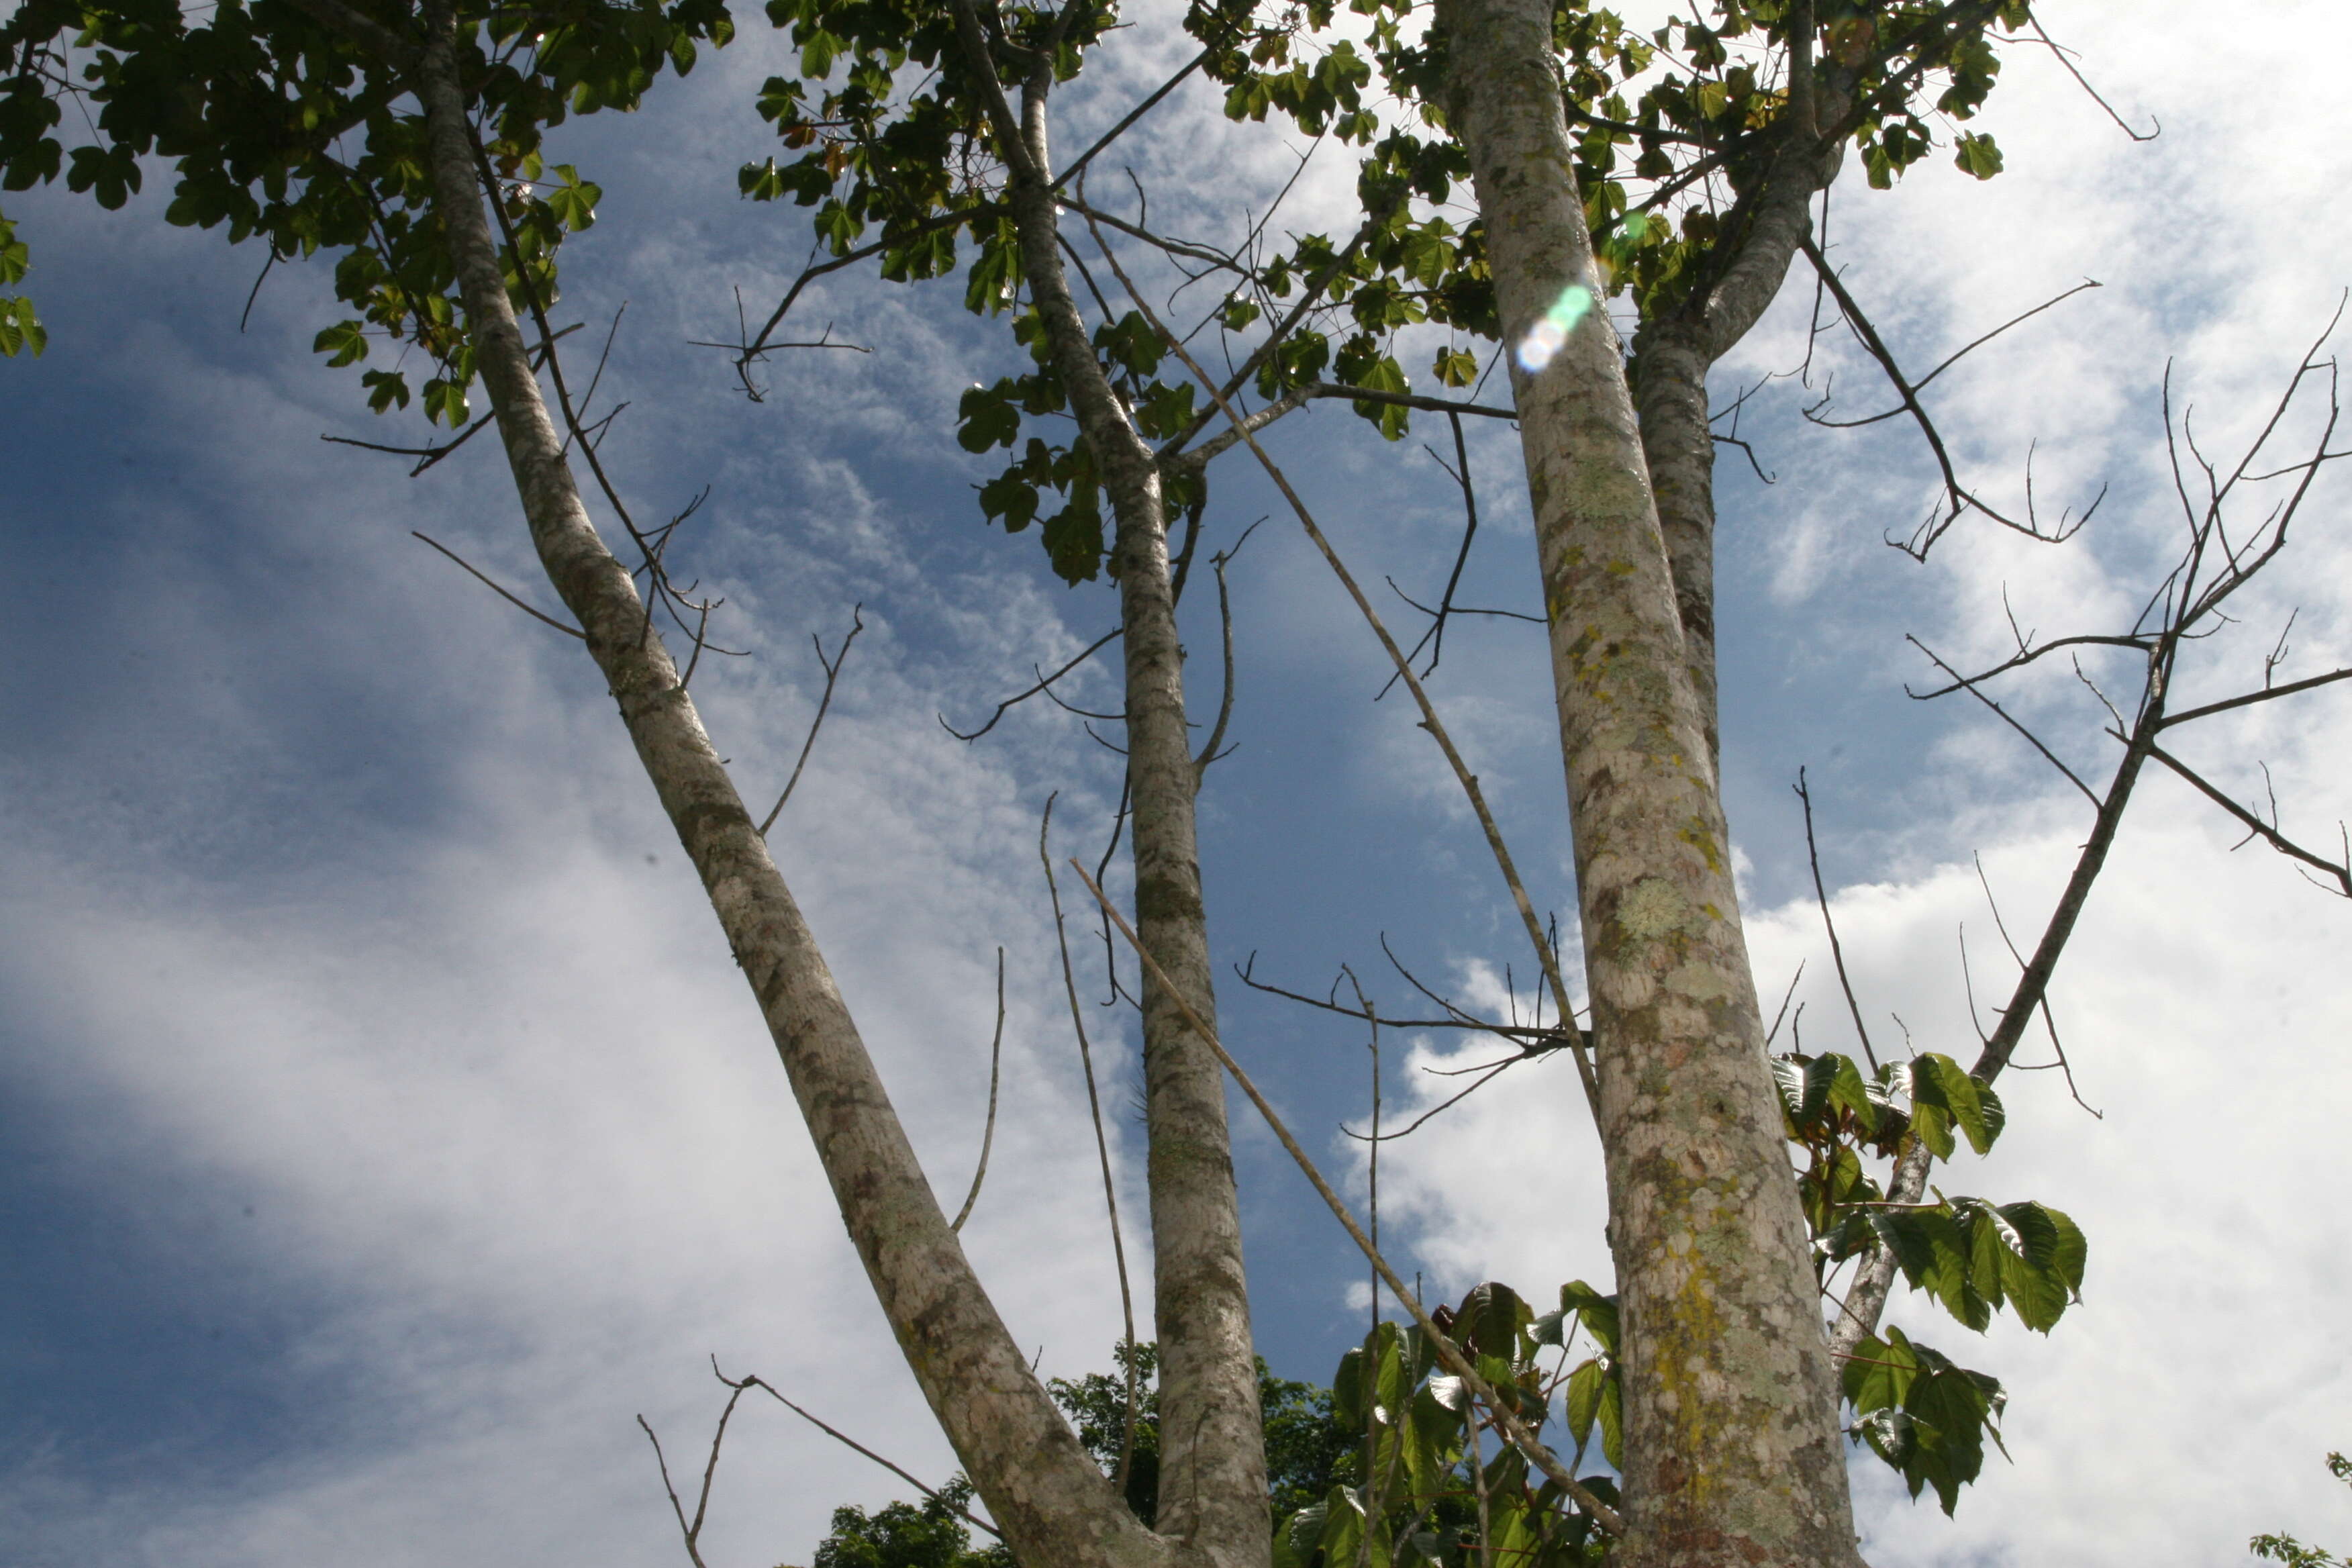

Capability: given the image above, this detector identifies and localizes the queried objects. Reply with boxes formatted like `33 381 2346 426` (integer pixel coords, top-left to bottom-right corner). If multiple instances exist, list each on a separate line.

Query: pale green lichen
1617 875 1687 939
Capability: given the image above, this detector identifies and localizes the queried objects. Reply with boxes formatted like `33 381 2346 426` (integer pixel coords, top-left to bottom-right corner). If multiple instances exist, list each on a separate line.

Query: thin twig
950 946 1008 1232
722 1365 1003 1538
1794 768 1879 1071
1080 211 1600 1123
944 626 1124 742
1194 520 1260 782
761 605 865 835
1040 797 1141 1491
411 532 586 638
1069 861 1622 1536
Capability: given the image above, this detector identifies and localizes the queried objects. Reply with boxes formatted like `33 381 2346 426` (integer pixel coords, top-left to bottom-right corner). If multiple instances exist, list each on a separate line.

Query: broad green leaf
1557 1281 1619 1355
1432 346 1477 387
1595 1357 1623 1470
1454 1281 1530 1361
1563 1358 1606 1450
544 166 602 232
362 369 411 413
1954 131 2005 179
0 293 43 357
312 320 369 368
956 383 1021 452
1910 1053 1998 1156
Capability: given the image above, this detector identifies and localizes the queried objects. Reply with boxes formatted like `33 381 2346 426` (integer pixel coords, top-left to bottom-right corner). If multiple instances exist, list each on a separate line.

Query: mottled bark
396 11 1173 1567
951 8 1270 1562
1435 0 1862 1563
1628 47 1846 775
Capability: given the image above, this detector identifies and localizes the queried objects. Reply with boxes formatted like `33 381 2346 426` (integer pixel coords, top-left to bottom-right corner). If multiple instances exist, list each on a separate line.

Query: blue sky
3 2 2350 1564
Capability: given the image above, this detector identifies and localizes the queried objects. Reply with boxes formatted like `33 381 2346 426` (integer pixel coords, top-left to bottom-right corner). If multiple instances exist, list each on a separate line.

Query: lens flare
1516 215 1649 374
1515 284 1595 374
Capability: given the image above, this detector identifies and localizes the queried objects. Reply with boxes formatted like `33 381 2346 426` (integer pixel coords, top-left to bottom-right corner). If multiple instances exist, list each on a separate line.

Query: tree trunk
1434 0 1863 1562
400 9 1173 1566
944 13 1273 1562
1629 40 1845 775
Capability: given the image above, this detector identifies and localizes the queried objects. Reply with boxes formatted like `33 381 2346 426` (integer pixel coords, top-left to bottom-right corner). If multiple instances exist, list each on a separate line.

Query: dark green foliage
812 1477 1015 1568
1045 1340 1358 1528
0 0 731 405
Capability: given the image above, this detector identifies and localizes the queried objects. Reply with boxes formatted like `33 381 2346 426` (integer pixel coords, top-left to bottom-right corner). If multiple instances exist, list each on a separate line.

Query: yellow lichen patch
1675 818 1724 873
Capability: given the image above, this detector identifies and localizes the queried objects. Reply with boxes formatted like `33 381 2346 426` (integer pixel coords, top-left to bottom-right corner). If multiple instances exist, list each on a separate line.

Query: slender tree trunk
953 15 1271 1563
395 9 1173 1566
1628 44 1845 775
1434 1 1862 1562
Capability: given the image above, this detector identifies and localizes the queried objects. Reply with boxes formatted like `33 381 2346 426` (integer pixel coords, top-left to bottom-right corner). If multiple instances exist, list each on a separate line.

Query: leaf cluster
1280 1283 1615 1568
0 0 730 415
1047 1340 1360 1529
811 1476 1015 1568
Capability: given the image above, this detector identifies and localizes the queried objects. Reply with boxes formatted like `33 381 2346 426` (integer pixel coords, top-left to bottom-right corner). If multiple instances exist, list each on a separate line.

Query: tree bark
1628 46 1845 776
950 11 1271 1563
398 9 1174 1567
1435 1 1862 1562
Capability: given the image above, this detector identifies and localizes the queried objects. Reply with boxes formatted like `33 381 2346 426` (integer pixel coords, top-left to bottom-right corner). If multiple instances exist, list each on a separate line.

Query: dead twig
949 946 1008 1232
1040 797 1141 1491
1067 861 1624 1536
760 605 866 836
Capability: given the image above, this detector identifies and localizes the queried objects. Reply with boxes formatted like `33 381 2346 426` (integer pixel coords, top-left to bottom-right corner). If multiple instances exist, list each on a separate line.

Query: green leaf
422 376 472 429
544 165 602 231
1349 353 1410 440
956 383 1021 452
1595 1360 1623 1469
0 293 45 357
1910 1053 1998 1156
1563 1358 1606 1450
312 320 369 367
1314 1483 1365 1568
740 159 788 201
978 470 1038 532
361 368 411 413
1134 380 1197 440
1432 346 1477 387
1954 131 2004 180
1453 1281 1530 1360
1556 1281 1619 1355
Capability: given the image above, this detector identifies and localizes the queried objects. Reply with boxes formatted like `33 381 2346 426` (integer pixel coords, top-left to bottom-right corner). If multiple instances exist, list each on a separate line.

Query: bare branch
943 626 1122 742
1039 798 1142 1493
760 605 866 836
2160 664 2352 729
950 947 1008 1232
1794 769 1878 1071
2146 743 2352 895
1081 209 1600 1121
723 1366 1004 1538
410 532 585 639
1068 861 1624 1537
1906 635 2100 805
1053 47 1211 193
2026 17 2159 140
1195 520 1261 783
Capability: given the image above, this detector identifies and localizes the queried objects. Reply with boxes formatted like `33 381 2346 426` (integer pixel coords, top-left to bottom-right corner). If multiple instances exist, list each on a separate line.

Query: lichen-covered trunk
1435 1 1862 1563
406 13 1171 1568
1628 105 1841 775
973 30 1271 1565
